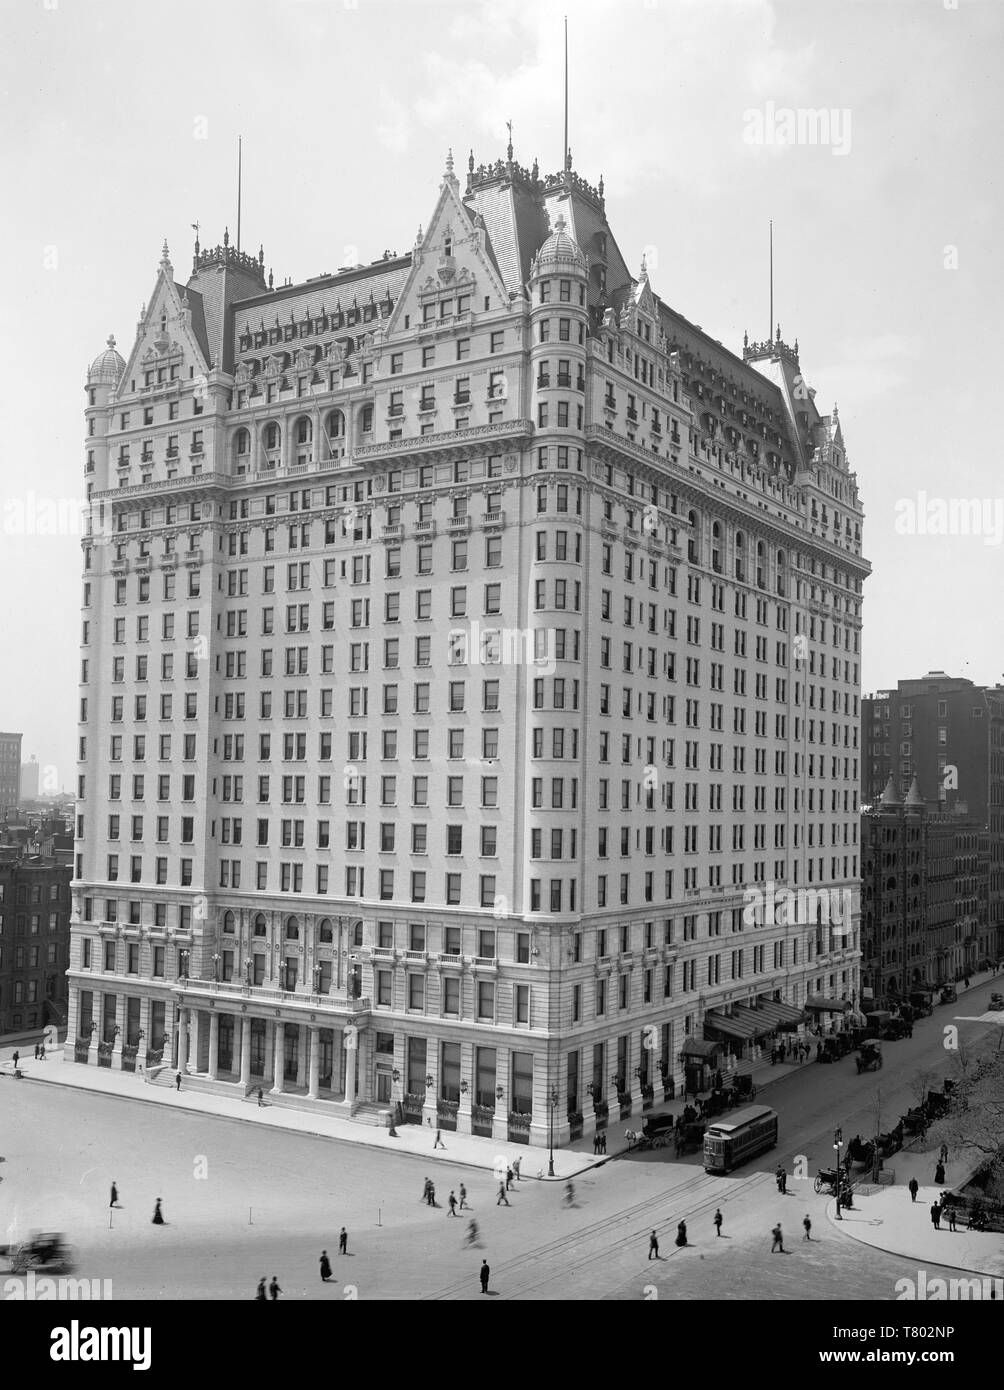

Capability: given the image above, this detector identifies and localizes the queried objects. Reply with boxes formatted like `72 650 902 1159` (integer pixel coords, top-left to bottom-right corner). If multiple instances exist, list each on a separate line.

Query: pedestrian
255 1276 267 1300
428 1182 436 1208
12 1050 18 1069
458 1183 468 1210
964 975 970 990
505 1166 514 1191
909 1177 919 1202
934 1161 945 1185
497 1182 510 1207
34 1044 40 1060
592 1133 599 1155
803 1215 812 1241
39 1045 45 1061
780 1167 787 1194
947 1206 957 1232
433 1128 445 1150
448 1191 458 1217
175 1070 181 1091
422 1177 431 1205
675 1221 688 1247
648 1230 660 1260
465 1219 479 1247
319 1250 332 1281
479 1259 490 1294
110 1182 120 1209
564 1181 575 1207
152 1197 164 1225
771 1223 785 1252
513 1156 522 1181
600 1131 607 1155
338 1227 347 1254
269 1275 281 1300
930 1201 941 1230
938 1143 949 1165
256 1086 264 1107
713 1208 723 1237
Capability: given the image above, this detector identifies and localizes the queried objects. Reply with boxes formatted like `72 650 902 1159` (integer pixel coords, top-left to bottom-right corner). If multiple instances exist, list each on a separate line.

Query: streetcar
703 1104 779 1174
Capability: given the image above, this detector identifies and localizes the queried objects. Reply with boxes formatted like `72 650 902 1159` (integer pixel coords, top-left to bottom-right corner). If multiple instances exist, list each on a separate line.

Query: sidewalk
824 1149 1004 1279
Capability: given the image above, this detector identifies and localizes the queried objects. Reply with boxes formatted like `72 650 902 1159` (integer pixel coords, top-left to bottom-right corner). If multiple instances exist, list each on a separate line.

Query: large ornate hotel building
66 146 868 1146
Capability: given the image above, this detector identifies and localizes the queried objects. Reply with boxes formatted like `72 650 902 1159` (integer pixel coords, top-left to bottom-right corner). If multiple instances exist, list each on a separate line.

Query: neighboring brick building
860 776 990 1007
66 143 868 1143
0 732 22 812
0 852 71 1036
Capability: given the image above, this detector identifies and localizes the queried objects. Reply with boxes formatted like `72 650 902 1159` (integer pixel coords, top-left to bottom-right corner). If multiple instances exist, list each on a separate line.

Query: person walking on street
931 1201 942 1230
448 1190 458 1217
675 1221 688 1247
564 1181 575 1208
428 1182 437 1208
458 1183 469 1211
422 1177 431 1205
803 1215 812 1240
512 1156 522 1181
255 1276 267 1300
110 1182 120 1209
175 1071 182 1091
256 1087 264 1107
909 1177 919 1202
771 1223 785 1252
433 1129 445 1150
479 1259 490 1294
939 1142 949 1165
269 1275 282 1300
934 1161 946 1185
497 1182 510 1207
319 1250 332 1282
648 1230 660 1260
338 1227 348 1254
39 1045 46 1061
152 1197 165 1225
947 1206 957 1232
600 1131 607 1155
713 1209 723 1237
465 1219 480 1247
34 1044 40 1060
505 1166 514 1191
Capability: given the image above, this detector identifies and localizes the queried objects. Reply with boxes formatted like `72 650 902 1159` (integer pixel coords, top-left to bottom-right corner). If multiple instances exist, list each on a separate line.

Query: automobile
641 1111 676 1140
940 985 958 1005
989 993 1004 1011
5 1232 76 1275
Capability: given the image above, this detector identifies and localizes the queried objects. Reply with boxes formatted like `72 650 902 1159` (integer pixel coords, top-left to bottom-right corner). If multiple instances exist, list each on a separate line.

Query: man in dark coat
479 1259 490 1293
771 1223 785 1252
648 1230 660 1259
110 1182 120 1208
269 1275 282 1300
338 1227 348 1255
319 1250 332 1281
909 1177 919 1202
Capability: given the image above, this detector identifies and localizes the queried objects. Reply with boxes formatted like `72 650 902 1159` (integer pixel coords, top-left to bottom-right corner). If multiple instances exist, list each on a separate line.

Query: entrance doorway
284 1026 299 1082
376 1069 392 1103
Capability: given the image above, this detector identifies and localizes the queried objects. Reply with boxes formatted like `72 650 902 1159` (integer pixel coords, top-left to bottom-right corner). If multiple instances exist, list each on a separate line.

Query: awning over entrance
703 1011 757 1041
805 995 850 1013
753 997 807 1029
730 1005 776 1039
680 1038 723 1058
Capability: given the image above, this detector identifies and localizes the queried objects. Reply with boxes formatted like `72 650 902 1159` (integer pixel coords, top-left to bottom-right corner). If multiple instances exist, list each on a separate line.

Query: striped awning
805 994 850 1013
754 997 808 1029
704 1010 757 1041
731 1005 776 1039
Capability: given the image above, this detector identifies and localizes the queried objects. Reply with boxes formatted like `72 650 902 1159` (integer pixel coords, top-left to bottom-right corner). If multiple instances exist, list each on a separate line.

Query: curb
15 1066 605 1179
823 1196 1002 1281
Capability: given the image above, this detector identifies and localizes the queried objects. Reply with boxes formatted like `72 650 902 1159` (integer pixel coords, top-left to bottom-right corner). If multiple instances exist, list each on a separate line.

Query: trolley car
703 1104 779 1174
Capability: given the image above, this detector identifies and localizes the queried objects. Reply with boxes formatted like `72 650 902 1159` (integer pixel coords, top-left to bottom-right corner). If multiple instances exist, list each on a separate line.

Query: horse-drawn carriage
939 984 958 1005
846 1134 875 1169
901 1106 928 1138
875 1122 904 1158
909 990 934 1018
817 1033 853 1063
855 1040 883 1073
883 1015 912 1040
814 1167 844 1195
925 1089 951 1119
1 1232 76 1276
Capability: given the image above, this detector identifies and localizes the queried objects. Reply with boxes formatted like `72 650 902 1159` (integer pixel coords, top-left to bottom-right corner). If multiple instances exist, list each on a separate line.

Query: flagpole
237 137 243 252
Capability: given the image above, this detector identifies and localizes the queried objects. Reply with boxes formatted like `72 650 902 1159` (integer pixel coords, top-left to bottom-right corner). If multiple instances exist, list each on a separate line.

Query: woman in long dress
152 1197 165 1224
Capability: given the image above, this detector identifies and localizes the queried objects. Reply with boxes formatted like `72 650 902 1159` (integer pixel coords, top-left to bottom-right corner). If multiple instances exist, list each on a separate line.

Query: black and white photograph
0 0 1001 1349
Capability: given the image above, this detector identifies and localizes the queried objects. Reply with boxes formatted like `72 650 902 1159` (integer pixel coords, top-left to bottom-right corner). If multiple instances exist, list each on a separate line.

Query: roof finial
268 267 274 290
776 322 781 341
531 155 539 181
160 238 171 269
416 224 424 247
468 148 475 173
258 243 264 266
598 174 604 198
107 334 116 350
565 146 573 173
446 147 454 176
639 252 648 280
223 226 230 248
743 329 749 348
506 120 513 163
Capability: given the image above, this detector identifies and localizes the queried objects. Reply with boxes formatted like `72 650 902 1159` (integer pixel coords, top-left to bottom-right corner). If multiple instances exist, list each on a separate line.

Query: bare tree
907 1068 938 1108
925 1048 1004 1198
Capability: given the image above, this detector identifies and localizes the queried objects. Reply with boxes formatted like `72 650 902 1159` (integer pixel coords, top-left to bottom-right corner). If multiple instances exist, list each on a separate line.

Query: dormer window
444 236 453 256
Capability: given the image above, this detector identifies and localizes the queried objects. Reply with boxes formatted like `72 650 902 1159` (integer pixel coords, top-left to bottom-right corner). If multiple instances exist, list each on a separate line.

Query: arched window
352 920 364 947
222 910 235 934
318 917 333 944
253 913 267 937
756 540 765 589
734 530 745 581
285 915 299 941
776 549 786 597
263 421 281 460
711 522 722 573
323 410 345 460
233 428 250 469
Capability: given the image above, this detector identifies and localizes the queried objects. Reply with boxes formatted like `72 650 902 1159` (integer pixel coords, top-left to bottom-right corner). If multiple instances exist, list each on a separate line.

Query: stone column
239 1016 251 1089
208 1012 219 1080
344 1024 358 1112
271 1021 284 1094
492 1044 509 1142
295 1024 307 1089
137 996 150 1073
88 992 101 1062
112 993 125 1069
307 1025 320 1099
457 1041 473 1135
177 1007 189 1073
190 1010 201 1074
422 1034 439 1131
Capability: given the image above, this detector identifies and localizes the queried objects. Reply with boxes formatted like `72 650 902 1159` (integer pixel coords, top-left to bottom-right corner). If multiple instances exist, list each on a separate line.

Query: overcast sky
1 0 1001 787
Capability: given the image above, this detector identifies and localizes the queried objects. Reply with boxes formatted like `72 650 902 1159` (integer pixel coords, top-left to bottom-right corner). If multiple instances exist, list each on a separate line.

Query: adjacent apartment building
0 732 22 812
66 145 868 1144
0 852 71 1035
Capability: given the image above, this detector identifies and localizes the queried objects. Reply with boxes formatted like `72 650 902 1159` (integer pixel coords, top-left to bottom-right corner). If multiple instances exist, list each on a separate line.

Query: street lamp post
548 1086 559 1178
833 1127 844 1220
